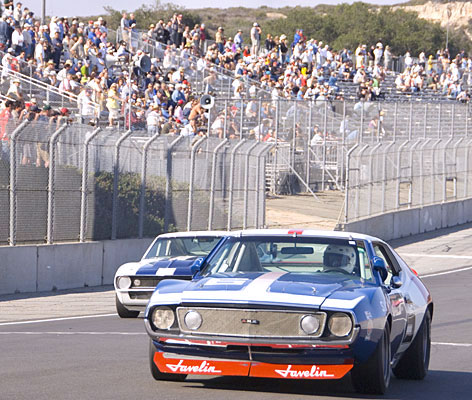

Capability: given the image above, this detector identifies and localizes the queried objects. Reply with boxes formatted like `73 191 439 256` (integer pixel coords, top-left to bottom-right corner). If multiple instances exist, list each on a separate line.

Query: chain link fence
345 138 472 223
1 122 272 246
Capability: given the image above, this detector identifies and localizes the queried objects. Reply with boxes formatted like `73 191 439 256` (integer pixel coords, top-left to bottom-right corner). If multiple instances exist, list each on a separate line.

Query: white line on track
432 342 472 348
421 266 472 278
402 253 472 260
0 313 118 326
0 331 146 335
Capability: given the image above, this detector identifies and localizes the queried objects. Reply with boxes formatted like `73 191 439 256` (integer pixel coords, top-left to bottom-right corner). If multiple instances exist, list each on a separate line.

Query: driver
323 245 357 274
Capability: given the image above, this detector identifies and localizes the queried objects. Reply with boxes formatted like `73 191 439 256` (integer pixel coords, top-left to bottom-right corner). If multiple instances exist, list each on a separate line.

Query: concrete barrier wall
0 238 153 295
343 199 472 241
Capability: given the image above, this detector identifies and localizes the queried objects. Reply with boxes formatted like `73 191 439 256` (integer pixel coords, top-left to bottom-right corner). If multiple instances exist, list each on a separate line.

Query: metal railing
344 138 472 223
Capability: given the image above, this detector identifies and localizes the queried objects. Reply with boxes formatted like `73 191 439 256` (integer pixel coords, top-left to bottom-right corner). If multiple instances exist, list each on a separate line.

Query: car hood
151 271 373 310
116 256 202 277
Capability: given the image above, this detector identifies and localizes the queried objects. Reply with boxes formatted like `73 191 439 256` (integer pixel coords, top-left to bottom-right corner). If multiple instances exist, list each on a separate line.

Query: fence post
208 138 228 230
227 140 246 230
8 120 29 246
255 144 275 228
138 132 161 238
223 99 228 139
393 102 398 141
79 127 101 243
164 136 184 232
408 102 413 140
111 130 132 240
419 139 431 206
395 141 409 210
442 137 454 202
187 136 207 231
47 124 68 245
243 141 260 229
367 143 382 216
423 103 428 139
306 102 313 186
359 102 364 143
437 103 442 138
381 141 396 213
430 139 442 204
322 100 328 189
239 99 244 140
344 144 359 224
451 103 455 137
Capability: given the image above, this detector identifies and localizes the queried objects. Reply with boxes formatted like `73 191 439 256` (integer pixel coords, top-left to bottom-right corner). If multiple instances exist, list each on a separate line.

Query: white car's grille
176 307 326 338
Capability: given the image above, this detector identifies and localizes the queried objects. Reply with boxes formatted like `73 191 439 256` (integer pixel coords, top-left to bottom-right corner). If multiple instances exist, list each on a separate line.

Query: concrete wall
0 238 153 295
342 199 472 241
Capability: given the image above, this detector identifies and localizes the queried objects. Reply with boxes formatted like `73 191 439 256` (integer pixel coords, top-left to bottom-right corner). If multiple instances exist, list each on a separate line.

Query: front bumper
151 339 353 379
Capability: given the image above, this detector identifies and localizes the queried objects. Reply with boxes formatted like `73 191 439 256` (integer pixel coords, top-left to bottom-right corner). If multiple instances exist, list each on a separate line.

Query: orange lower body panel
153 352 352 380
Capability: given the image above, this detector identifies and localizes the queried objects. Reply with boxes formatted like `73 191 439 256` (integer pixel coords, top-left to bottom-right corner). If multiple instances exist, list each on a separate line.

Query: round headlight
117 276 131 289
184 310 202 330
300 314 321 335
328 313 353 337
134 279 141 287
152 307 175 330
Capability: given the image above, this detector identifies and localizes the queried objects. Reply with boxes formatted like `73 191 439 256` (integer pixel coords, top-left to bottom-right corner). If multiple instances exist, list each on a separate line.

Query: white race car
114 231 227 318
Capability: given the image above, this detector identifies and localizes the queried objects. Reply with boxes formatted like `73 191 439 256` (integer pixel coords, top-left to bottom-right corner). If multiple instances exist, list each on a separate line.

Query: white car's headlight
116 276 131 289
328 313 353 337
300 314 321 335
184 310 202 330
152 307 175 330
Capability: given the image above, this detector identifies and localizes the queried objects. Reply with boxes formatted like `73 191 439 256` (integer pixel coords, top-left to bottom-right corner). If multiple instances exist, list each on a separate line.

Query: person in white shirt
180 119 198 136
146 105 160 135
11 25 24 55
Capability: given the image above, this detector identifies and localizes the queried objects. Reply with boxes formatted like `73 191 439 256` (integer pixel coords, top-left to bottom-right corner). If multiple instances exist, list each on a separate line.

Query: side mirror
372 256 388 282
390 276 403 288
190 257 204 276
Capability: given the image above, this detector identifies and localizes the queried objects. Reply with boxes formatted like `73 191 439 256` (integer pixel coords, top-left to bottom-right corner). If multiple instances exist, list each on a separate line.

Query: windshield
144 236 222 259
202 236 374 281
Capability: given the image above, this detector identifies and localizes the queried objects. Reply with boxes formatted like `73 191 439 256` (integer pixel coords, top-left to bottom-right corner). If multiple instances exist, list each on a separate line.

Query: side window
373 243 395 282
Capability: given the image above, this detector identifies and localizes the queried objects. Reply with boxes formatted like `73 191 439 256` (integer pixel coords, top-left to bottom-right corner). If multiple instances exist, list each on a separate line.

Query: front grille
131 275 192 288
129 292 153 300
176 307 326 338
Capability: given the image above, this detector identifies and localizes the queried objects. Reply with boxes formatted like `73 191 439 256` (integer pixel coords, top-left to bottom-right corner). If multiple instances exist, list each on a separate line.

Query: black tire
351 324 391 395
393 310 431 380
149 340 187 381
115 294 140 318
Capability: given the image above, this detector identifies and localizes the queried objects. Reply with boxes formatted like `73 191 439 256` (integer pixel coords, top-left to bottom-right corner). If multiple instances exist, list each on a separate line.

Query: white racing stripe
0 313 117 326
421 266 472 278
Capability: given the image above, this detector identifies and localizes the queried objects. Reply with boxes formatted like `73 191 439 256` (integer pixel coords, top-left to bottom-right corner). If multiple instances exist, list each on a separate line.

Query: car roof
156 230 229 239
229 229 383 242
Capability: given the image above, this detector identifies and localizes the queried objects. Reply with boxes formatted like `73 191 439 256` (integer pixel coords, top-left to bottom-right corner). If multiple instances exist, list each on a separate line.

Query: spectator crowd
1 0 471 157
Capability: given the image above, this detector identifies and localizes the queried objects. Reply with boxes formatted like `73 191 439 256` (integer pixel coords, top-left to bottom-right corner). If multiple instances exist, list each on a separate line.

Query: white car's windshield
144 237 222 259
202 236 374 281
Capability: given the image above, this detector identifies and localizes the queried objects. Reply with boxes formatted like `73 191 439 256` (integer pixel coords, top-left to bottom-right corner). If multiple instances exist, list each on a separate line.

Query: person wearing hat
146 104 161 135
250 22 261 57
215 26 225 54
234 29 243 50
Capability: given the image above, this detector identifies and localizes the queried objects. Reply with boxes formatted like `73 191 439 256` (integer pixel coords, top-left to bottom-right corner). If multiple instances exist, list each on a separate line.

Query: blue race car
114 231 227 318
145 229 433 394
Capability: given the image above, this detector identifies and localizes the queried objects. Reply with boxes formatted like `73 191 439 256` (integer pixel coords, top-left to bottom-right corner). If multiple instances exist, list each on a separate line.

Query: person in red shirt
0 100 13 162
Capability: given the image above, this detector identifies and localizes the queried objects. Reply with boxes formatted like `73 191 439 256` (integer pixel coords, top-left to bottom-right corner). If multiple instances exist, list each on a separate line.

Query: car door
372 242 408 356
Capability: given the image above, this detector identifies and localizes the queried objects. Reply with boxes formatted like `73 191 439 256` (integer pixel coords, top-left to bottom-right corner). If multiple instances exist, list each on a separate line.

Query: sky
23 0 410 19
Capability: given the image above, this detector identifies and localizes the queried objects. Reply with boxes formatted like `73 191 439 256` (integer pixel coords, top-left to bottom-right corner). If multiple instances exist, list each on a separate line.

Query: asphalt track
1 228 472 399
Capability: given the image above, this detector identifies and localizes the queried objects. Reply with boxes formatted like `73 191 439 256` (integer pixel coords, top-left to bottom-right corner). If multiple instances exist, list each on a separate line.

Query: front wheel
351 324 391 394
149 340 187 381
393 310 431 380
115 294 140 318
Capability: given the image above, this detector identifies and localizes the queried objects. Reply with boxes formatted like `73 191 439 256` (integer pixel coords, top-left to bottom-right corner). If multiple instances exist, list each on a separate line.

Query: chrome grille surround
177 307 327 338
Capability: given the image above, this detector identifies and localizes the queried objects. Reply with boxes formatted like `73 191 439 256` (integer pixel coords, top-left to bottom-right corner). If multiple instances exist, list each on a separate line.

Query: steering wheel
323 267 351 275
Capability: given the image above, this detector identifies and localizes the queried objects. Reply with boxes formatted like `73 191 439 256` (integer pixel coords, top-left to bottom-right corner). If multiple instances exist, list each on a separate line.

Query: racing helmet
323 245 357 274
